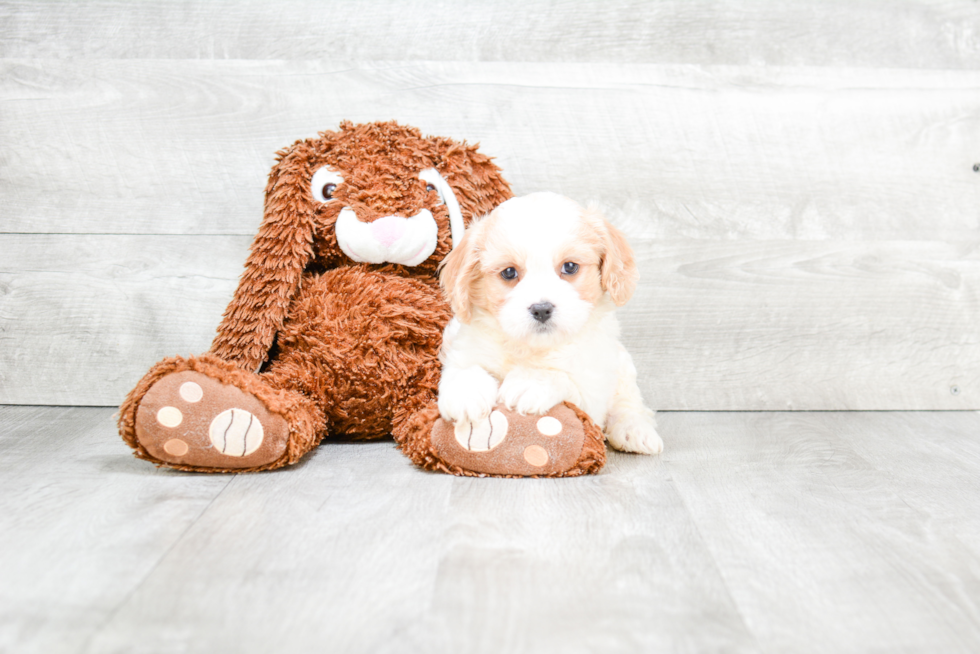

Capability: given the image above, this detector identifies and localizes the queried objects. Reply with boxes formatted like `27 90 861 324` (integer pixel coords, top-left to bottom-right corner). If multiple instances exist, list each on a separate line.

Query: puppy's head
440 192 637 344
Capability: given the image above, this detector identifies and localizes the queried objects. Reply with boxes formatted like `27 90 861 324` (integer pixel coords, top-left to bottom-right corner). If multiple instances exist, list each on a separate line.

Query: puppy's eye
500 267 518 281
561 262 580 275
425 183 436 193
311 166 344 203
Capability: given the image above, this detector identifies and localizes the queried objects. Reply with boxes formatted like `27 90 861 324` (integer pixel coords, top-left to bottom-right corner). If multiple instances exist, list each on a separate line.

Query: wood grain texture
3 3 979 411
664 411 980 653
830 411 980 554
2 407 980 652
87 438 458 654
49 408 756 654
0 406 231 654
1 0 979 68
625 239 980 410
2 60 978 239
0 234 249 405
392 462 756 654
2 235 976 409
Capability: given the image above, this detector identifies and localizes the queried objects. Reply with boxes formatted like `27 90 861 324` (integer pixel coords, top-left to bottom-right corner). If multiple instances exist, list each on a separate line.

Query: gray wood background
1 0 978 409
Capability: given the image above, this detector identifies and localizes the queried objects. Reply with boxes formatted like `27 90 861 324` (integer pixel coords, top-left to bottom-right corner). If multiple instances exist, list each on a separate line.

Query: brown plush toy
399 402 606 478
119 121 605 477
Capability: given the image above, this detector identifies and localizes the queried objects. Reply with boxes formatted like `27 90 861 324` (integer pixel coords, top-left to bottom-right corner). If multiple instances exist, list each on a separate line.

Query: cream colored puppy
437 192 663 455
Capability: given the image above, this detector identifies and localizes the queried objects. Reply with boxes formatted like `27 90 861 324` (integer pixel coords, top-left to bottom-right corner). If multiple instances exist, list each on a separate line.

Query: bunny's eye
419 170 446 205
418 167 464 249
311 167 344 203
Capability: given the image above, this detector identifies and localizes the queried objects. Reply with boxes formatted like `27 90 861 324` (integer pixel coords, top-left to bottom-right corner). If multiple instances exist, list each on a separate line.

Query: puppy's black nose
529 302 555 323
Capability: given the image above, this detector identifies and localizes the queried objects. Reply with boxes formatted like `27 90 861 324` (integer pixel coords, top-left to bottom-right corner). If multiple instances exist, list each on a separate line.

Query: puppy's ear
439 223 482 323
597 214 638 306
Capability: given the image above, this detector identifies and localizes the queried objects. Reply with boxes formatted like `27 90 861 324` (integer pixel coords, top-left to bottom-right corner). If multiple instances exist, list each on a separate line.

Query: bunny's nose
370 216 407 247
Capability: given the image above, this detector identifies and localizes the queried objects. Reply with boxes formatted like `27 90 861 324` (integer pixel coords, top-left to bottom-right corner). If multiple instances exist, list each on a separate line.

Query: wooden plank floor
2 406 979 653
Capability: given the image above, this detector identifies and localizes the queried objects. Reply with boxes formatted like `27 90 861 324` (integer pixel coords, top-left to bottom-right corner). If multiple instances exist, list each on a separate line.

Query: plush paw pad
431 403 589 476
454 410 509 452
209 408 265 456
135 371 288 469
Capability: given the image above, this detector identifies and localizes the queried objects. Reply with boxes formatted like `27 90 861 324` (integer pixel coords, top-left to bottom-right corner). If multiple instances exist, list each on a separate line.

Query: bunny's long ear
210 143 318 371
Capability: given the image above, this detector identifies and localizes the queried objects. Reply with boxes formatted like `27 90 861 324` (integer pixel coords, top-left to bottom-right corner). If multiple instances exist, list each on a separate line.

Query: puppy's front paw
498 370 572 416
606 412 663 455
438 366 500 424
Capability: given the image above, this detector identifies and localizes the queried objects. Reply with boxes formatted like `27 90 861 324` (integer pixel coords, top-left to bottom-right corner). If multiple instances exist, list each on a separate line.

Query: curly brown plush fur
211 121 511 372
119 121 513 472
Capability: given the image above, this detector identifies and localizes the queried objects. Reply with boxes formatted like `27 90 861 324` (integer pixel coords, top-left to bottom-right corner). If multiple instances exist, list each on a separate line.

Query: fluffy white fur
437 192 663 455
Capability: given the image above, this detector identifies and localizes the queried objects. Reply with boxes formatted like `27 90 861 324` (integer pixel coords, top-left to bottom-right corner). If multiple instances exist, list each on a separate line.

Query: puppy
437 192 663 455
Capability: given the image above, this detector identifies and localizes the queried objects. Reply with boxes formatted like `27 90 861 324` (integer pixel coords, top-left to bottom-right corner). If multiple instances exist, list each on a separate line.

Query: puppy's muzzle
529 302 555 324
